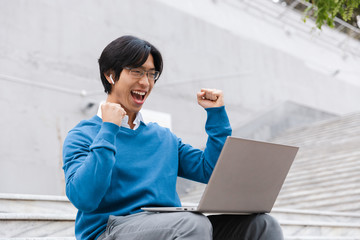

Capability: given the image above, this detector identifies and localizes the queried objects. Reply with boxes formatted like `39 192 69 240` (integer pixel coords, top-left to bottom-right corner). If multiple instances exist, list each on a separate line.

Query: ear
105 71 116 85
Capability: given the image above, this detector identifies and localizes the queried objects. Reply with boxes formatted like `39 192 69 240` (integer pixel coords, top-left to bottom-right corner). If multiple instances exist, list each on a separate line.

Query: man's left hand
197 88 224 109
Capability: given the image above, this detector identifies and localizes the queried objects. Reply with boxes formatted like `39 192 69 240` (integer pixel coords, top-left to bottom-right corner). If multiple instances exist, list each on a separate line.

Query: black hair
98 35 163 94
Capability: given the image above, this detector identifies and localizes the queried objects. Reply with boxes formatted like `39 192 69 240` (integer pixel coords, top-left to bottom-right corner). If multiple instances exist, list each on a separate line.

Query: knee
252 214 280 227
249 214 284 239
176 212 212 238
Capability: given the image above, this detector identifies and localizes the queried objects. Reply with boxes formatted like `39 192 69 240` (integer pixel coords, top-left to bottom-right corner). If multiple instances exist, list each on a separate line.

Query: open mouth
131 90 146 104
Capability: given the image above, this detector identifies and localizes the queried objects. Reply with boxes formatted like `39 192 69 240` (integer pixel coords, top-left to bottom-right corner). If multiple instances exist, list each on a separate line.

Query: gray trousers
97 211 283 240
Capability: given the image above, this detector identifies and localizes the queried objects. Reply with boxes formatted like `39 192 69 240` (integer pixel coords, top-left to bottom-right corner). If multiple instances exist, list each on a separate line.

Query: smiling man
62 36 283 240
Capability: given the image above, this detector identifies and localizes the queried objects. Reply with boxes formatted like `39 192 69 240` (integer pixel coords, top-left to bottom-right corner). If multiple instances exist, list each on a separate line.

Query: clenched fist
197 88 224 109
101 102 127 126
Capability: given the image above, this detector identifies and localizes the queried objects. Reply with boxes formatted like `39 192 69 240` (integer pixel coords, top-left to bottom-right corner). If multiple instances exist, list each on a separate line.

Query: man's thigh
208 213 284 240
100 211 212 240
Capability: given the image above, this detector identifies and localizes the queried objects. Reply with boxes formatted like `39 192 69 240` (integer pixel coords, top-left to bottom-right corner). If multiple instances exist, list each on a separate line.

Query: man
63 35 283 240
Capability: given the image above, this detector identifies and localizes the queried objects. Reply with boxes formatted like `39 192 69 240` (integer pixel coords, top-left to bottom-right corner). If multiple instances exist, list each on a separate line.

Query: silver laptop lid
197 136 298 213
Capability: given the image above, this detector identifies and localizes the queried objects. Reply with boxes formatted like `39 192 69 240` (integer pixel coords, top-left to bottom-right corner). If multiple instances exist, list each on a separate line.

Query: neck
128 113 136 129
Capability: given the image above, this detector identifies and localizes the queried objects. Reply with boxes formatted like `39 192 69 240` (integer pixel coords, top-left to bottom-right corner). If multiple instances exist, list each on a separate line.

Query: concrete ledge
280 220 360 228
0 213 75 221
0 193 69 202
272 207 360 218
0 238 75 240
285 237 360 240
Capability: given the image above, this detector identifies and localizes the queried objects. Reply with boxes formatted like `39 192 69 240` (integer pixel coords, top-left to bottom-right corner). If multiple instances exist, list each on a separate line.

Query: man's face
107 54 155 117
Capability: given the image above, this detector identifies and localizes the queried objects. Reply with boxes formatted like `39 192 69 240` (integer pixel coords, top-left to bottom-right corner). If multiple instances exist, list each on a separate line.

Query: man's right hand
101 102 126 126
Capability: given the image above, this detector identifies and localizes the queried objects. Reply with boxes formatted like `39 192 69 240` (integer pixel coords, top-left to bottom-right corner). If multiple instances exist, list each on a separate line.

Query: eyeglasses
124 67 160 82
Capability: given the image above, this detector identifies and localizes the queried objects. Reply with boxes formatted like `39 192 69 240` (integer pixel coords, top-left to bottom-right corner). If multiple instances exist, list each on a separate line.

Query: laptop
142 136 299 214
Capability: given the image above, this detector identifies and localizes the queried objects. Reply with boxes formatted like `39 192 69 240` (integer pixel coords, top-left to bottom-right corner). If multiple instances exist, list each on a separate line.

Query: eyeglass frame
124 67 160 82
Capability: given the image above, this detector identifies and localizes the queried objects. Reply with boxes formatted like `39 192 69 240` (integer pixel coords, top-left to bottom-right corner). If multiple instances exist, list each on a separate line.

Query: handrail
226 0 360 57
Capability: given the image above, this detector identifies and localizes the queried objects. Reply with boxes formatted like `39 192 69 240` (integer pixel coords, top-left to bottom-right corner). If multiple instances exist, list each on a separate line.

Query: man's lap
97 212 283 240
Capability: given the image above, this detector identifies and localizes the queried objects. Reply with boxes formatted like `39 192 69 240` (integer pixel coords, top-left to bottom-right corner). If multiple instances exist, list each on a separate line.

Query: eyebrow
135 66 156 71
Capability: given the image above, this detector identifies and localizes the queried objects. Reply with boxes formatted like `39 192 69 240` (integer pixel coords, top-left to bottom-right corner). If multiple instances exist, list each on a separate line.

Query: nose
138 74 150 86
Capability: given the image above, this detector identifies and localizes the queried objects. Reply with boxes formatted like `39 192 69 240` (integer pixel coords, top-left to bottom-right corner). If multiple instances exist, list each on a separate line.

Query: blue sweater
62 106 232 240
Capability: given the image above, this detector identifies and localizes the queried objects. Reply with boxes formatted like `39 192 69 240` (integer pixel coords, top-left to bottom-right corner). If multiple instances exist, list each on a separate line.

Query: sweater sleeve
62 121 119 212
177 106 232 183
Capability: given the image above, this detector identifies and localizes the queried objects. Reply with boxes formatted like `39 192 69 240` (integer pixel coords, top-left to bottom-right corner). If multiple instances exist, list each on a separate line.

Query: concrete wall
1 0 360 195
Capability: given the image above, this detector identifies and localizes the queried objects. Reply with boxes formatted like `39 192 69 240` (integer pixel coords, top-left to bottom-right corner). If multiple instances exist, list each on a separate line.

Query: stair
269 111 360 239
0 193 76 239
271 208 360 239
2 193 360 239
180 184 360 240
271 112 360 213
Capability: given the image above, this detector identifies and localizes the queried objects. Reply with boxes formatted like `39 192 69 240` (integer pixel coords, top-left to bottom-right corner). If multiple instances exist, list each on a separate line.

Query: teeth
132 91 146 96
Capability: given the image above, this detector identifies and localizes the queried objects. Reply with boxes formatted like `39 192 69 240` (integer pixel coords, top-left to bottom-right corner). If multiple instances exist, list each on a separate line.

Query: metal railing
226 0 360 57
279 0 360 40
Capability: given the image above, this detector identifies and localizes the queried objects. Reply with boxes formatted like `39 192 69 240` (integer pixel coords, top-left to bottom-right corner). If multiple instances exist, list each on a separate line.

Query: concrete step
0 193 77 215
0 212 75 238
276 192 360 211
285 159 360 181
281 221 360 239
285 237 360 240
272 208 360 223
2 194 360 239
0 194 76 238
271 208 360 239
276 186 360 204
281 175 360 194
278 182 360 201
0 238 75 240
2 210 359 239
